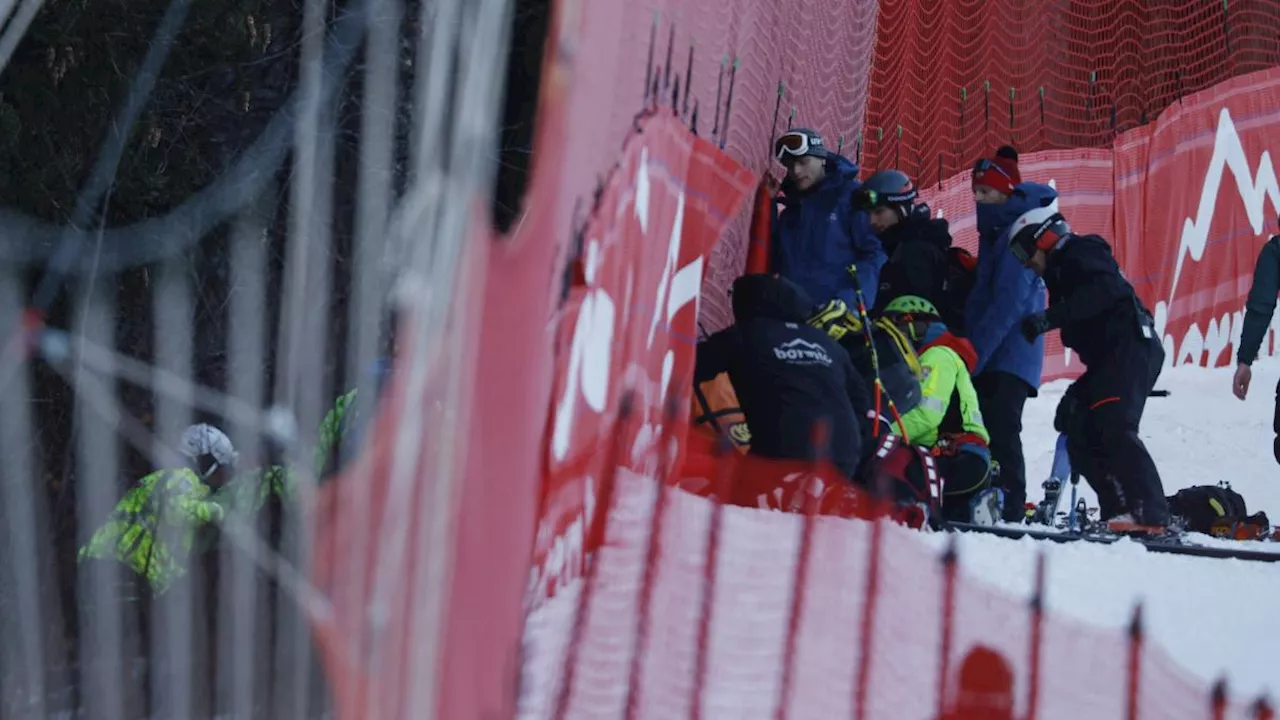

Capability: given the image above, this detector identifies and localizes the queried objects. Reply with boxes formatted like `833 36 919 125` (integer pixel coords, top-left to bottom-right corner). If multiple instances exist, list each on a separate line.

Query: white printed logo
773 337 833 366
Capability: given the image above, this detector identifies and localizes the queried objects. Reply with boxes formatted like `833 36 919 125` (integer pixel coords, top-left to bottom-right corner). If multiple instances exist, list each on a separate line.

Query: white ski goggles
774 132 823 162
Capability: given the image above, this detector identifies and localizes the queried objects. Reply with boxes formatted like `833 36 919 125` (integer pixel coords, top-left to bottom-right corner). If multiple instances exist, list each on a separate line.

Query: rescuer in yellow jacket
79 389 359 594
880 295 998 524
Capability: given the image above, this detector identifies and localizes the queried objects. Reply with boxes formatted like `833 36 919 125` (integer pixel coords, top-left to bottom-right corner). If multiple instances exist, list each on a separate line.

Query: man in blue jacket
771 128 887 309
964 160 1052 522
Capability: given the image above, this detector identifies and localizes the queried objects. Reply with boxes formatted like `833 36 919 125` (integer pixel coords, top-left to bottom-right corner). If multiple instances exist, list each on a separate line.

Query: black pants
1060 336 1168 525
974 372 1032 521
1273 377 1280 465
938 451 992 523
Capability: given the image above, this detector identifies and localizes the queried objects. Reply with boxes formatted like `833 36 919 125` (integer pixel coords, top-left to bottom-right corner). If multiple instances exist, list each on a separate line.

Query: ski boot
968 487 1005 527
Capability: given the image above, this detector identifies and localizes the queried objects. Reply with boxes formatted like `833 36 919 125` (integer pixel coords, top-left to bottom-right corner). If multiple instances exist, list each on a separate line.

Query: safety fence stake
1125 602 1144 720
1087 70 1096 121
623 396 681 720
720 58 739 150
934 536 960 719
689 434 736 720
853 512 885 720
643 11 658 104
1008 86 1016 135
711 55 726 144
1024 551 1047 720
682 43 694 122
552 392 638 720
1212 677 1229 720
983 80 991 131
774 422 827 720
662 21 674 97
769 81 786 158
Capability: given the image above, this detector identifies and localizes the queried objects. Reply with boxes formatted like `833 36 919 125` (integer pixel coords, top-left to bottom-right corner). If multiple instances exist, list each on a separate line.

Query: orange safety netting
861 0 1280 182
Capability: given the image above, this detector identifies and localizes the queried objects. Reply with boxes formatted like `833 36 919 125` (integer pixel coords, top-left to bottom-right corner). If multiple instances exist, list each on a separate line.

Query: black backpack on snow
1167 483 1270 539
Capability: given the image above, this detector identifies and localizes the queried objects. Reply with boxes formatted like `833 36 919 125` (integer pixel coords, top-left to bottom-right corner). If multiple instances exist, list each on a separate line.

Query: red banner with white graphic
920 67 1280 382
529 114 757 607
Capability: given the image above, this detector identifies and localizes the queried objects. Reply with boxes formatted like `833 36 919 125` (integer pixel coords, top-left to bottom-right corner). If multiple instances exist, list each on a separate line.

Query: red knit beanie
971 145 1021 195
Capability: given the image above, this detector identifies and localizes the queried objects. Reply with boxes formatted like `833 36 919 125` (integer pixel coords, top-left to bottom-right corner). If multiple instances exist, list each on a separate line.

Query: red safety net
862 0 1280 182
521 433 1274 719
555 0 879 334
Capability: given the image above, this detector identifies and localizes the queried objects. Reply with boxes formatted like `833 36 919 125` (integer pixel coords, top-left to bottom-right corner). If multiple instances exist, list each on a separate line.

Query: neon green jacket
214 388 358 514
78 468 223 593
79 389 359 592
891 328 989 450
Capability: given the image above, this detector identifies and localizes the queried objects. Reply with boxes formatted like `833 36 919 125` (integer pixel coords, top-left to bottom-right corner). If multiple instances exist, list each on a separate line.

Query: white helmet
1008 205 1070 264
179 423 238 478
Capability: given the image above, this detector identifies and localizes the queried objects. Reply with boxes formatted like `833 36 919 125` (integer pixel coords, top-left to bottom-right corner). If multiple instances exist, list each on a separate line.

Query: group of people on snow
695 127 1172 530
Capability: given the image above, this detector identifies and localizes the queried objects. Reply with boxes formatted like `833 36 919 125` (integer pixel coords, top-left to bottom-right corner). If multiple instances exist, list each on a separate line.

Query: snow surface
520 361 1280 718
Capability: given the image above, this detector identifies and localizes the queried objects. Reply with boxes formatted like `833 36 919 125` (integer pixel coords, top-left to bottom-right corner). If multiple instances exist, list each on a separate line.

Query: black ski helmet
853 169 918 219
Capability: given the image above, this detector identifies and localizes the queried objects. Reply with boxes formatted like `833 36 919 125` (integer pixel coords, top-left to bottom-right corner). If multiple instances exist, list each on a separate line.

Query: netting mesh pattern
862 0 1280 180
559 0 879 333
517 474 1250 719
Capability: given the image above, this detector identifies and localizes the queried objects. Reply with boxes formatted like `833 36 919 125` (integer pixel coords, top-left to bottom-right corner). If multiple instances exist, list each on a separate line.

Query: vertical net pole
934 536 959 718
623 397 682 720
1126 603 1144 720
853 513 884 720
689 432 735 720
552 392 637 720
1024 550 1048 720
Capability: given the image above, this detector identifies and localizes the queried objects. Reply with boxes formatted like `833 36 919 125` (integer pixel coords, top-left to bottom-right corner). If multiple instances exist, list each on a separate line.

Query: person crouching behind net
694 273 873 481
1009 205 1170 531
878 295 1000 524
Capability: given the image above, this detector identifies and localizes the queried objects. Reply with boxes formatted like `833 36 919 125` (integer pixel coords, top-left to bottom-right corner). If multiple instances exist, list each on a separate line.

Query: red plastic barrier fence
918 67 1280 381
521 436 1276 718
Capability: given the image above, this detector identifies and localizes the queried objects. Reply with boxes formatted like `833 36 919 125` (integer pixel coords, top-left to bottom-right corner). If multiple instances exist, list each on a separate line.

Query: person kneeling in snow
878 295 998 523
694 273 873 481
1010 205 1169 530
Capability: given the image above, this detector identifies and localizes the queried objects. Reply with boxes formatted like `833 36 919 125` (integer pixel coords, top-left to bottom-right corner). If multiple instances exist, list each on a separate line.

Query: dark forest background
0 0 550 714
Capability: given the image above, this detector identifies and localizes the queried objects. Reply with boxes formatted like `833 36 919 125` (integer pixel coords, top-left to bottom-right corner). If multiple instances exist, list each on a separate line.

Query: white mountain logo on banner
1168 106 1280 307
1153 105 1280 367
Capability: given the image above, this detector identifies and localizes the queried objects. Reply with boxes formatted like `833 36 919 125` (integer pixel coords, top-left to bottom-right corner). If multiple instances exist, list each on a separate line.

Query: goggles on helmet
852 186 918 212
775 131 817 162
1009 212 1069 265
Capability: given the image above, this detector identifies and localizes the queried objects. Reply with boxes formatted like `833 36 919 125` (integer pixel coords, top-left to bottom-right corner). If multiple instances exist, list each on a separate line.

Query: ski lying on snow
942 521 1280 563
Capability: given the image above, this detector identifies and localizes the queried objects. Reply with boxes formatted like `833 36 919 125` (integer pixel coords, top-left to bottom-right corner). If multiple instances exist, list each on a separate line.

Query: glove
1053 388 1079 434
1020 313 1052 342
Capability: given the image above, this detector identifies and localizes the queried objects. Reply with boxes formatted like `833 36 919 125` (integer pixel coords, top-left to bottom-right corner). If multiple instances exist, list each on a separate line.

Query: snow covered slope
1023 359 1280 517
942 359 1280 701
520 361 1280 718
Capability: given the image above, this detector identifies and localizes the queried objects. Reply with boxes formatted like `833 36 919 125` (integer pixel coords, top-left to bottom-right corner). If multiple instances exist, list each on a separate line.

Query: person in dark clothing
695 274 873 479
1011 206 1170 529
1232 231 1280 463
966 173 1051 522
771 128 887 309
852 169 956 324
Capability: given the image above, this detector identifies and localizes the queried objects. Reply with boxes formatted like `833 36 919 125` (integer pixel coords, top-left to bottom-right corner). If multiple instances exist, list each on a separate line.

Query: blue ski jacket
771 154 887 310
964 182 1053 391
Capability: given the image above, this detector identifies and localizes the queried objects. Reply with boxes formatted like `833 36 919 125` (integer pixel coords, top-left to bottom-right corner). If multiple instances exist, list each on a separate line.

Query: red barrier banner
529 114 757 608
1120 67 1280 370
919 67 1280 382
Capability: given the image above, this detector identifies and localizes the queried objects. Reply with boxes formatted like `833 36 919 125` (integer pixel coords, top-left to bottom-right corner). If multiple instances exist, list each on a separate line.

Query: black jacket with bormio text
695 275 872 478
